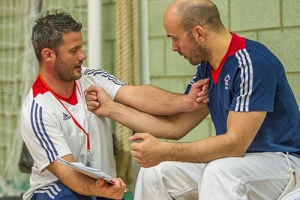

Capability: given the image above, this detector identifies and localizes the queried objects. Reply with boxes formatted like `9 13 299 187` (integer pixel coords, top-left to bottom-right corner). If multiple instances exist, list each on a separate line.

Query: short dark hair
178 1 224 34
31 11 82 62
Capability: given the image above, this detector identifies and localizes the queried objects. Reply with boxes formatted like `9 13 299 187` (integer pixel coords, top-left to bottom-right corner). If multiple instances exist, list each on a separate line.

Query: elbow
164 130 189 140
225 132 251 158
230 144 248 158
234 151 246 158
169 134 184 140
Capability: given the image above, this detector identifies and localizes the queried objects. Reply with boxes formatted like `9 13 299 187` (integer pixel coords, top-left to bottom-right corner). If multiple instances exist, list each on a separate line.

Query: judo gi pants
133 152 300 200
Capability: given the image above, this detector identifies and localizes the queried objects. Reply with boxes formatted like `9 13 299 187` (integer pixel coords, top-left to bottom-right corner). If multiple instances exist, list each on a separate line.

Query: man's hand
85 89 99 112
95 177 126 199
85 85 112 117
185 78 209 111
193 78 209 103
129 133 166 168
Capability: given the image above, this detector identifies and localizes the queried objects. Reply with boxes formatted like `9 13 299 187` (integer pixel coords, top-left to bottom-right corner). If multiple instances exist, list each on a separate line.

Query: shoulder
80 67 125 85
20 85 62 127
233 39 284 76
81 66 107 76
244 39 281 66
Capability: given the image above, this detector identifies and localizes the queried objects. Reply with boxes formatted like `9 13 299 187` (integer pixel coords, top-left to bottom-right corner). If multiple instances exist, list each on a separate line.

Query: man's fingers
86 99 100 113
199 98 209 103
85 86 101 110
86 94 99 106
193 78 209 88
84 85 98 93
130 150 143 165
86 93 97 101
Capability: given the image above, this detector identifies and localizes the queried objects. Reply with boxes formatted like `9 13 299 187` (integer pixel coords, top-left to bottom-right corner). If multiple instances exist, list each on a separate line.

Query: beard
53 55 82 82
186 35 211 66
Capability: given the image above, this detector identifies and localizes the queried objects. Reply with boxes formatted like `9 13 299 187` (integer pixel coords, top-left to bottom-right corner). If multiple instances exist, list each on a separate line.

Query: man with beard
85 0 300 199
19 11 209 200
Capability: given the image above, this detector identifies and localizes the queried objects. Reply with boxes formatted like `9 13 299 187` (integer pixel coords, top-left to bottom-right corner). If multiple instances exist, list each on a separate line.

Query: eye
70 46 83 54
70 48 78 54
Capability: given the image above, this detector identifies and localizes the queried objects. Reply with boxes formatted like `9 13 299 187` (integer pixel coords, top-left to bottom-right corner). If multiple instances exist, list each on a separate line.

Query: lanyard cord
38 74 91 151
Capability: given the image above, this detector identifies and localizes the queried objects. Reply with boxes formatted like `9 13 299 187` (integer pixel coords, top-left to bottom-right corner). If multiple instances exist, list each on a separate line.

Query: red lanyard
38 74 91 151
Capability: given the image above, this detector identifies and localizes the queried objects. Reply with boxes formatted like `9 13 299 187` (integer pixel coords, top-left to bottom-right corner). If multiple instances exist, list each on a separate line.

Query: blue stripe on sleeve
83 68 124 85
30 100 58 163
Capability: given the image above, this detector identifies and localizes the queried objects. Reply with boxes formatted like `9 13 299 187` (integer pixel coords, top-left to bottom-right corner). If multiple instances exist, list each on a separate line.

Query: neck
39 72 75 98
208 31 232 70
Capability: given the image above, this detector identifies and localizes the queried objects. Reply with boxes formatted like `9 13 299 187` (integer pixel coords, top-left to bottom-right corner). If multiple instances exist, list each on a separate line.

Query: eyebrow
69 44 83 50
167 34 178 40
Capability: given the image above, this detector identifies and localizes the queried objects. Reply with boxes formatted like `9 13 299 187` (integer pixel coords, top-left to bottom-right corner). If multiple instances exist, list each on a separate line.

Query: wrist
103 101 116 118
178 95 193 112
161 141 174 161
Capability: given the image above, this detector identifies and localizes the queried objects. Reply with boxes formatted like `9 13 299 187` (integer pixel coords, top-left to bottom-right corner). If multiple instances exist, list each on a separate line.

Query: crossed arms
85 79 266 167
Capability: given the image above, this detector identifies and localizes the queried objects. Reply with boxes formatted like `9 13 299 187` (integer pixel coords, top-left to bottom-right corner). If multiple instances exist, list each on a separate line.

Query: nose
79 49 87 61
172 42 179 52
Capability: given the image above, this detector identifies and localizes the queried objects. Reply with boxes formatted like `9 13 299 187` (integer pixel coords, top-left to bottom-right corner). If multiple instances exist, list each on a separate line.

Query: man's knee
138 162 174 186
201 158 244 185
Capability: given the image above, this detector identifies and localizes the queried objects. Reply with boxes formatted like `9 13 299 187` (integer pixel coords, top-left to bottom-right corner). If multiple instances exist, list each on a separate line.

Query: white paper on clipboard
57 157 115 184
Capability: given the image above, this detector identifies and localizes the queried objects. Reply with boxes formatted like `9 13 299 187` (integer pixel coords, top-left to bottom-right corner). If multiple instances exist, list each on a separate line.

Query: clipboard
57 157 115 184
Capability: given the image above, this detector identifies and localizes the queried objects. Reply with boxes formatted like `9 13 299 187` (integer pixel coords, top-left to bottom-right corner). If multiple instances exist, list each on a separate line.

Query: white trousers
133 152 300 200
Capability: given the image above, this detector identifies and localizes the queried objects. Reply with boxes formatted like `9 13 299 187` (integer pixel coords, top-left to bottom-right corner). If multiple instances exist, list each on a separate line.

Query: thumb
193 78 209 88
84 85 98 94
95 178 106 188
129 132 146 142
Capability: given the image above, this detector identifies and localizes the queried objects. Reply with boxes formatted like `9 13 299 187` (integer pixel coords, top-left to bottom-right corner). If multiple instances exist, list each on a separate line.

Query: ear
192 26 205 43
41 48 56 64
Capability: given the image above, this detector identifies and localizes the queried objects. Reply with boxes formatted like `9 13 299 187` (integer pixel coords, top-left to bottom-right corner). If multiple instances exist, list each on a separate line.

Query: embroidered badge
224 75 230 90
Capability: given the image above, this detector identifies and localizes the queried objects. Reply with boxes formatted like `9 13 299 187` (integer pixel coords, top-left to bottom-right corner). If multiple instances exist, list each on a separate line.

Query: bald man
86 0 300 199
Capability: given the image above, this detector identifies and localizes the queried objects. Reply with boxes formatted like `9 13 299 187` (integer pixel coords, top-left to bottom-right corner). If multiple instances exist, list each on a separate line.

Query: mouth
182 55 188 60
179 52 188 60
74 64 82 72
75 62 83 68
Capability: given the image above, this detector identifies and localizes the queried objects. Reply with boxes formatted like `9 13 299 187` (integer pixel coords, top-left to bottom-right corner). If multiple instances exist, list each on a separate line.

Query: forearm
58 167 100 195
162 134 245 163
48 162 102 196
161 111 265 163
132 111 266 168
47 155 125 198
115 84 202 115
104 100 208 139
105 100 178 139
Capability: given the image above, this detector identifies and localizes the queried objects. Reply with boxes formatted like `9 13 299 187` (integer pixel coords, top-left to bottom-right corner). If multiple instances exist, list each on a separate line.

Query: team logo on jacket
224 75 230 90
63 112 71 121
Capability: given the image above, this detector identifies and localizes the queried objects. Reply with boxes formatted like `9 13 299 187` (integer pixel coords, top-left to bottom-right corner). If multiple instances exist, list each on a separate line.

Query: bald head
164 0 224 33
